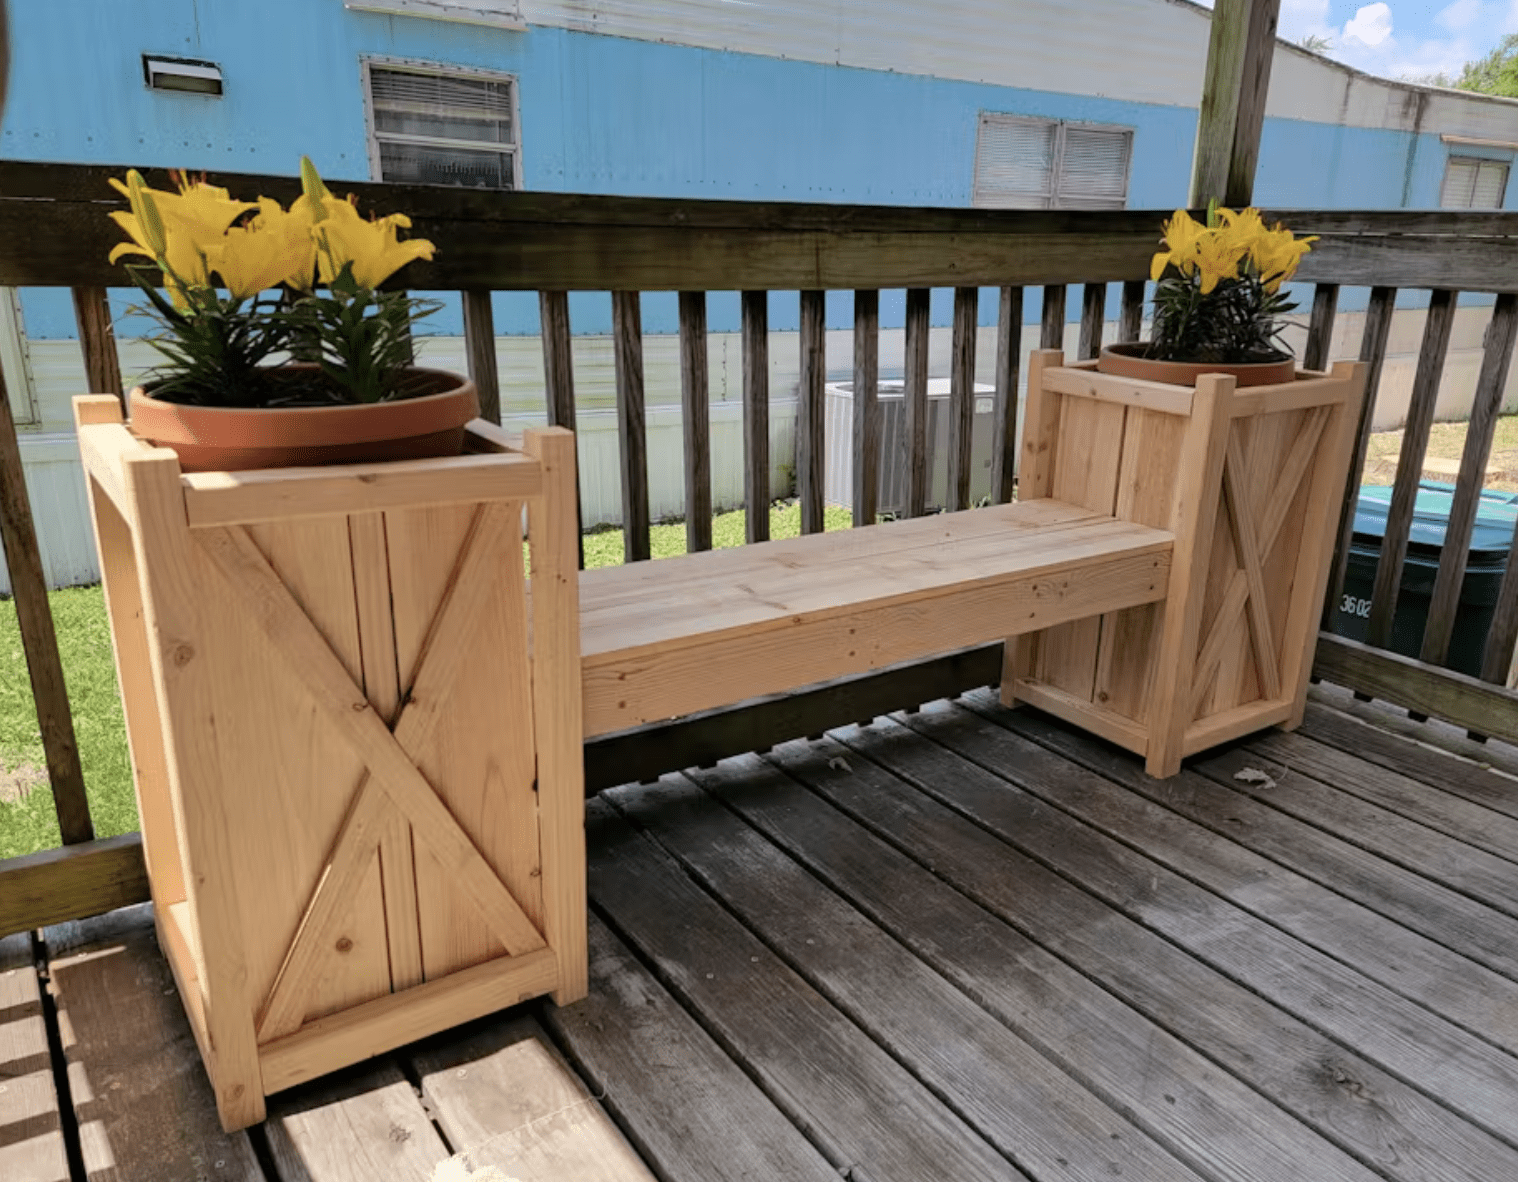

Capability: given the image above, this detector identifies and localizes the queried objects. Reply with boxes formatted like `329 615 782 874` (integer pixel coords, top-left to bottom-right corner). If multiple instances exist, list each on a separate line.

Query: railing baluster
537 290 582 568
1304 283 1340 372
1367 288 1457 649
741 290 770 544
1118 280 1145 343
1424 292 1518 668
798 290 826 535
461 290 500 423
72 286 123 405
679 291 713 553
949 286 978 511
1041 284 1067 350
852 290 880 527
1324 286 1397 626
612 290 651 562
0 358 91 844
992 285 1024 504
904 287 931 517
1078 283 1106 360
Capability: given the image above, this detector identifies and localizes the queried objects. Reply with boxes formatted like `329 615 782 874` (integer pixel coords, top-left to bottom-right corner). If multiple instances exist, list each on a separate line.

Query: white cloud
1437 0 1483 32
1344 2 1394 46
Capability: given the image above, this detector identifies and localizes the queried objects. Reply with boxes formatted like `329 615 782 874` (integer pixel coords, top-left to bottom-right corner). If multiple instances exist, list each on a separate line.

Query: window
1441 155 1509 209
364 61 520 190
973 114 1133 210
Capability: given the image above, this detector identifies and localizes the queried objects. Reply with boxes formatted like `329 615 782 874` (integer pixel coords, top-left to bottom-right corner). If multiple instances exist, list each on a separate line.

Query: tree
1300 33 1333 54
1450 33 1518 98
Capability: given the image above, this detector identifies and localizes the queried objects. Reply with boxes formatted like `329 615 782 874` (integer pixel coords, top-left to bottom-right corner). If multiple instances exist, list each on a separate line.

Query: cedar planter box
1006 351 1369 777
73 396 586 1132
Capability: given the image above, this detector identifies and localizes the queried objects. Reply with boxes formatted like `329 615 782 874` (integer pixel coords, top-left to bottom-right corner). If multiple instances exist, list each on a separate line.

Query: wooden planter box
73 396 586 1132
1006 351 1369 777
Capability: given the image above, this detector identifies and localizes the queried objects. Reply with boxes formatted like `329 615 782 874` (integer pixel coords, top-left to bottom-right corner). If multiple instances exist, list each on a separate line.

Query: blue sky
1275 0 1518 80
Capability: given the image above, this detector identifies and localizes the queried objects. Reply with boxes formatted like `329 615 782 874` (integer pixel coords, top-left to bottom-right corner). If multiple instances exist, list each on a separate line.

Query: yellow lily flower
1151 209 1206 281
312 196 435 288
1193 227 1249 295
1252 225 1317 292
208 197 319 298
107 172 256 302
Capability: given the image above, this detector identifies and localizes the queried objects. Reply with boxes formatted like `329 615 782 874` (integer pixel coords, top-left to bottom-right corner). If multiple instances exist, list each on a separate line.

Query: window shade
369 65 517 189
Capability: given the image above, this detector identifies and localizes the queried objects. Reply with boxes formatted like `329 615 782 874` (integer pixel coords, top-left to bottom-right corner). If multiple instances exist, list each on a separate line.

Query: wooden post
0 359 91 844
1190 0 1282 207
461 290 500 424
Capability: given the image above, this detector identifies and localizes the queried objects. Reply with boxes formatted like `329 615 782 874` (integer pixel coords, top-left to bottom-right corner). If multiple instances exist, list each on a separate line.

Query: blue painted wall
5 0 1487 340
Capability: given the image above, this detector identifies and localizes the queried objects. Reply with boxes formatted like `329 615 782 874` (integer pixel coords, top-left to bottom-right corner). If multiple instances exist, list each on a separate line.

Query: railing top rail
4 159 1518 292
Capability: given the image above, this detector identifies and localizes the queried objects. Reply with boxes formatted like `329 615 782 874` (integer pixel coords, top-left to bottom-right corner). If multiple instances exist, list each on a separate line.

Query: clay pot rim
1097 342 1297 388
129 367 478 448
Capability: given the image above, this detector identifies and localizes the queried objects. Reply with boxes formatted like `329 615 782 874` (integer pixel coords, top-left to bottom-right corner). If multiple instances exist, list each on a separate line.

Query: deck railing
6 160 1518 933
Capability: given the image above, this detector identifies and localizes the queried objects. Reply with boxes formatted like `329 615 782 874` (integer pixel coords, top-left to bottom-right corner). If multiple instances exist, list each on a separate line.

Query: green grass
0 502 855 860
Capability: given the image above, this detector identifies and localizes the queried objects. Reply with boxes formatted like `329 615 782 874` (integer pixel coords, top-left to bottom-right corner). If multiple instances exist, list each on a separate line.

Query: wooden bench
581 350 1368 778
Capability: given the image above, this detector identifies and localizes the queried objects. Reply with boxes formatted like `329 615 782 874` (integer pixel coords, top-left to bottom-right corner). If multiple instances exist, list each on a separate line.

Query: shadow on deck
8 686 1518 1182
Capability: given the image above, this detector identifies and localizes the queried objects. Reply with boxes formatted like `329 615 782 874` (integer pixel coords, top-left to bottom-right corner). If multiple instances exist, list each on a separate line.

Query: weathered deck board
1 934 67 1182
585 798 1022 1182
811 715 1518 1182
42 906 263 1182
541 915 840 1182
412 1015 654 1182
607 775 1211 1182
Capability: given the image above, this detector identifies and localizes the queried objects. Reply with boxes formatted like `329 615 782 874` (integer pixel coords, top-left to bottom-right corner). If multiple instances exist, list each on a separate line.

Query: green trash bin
1331 481 1518 676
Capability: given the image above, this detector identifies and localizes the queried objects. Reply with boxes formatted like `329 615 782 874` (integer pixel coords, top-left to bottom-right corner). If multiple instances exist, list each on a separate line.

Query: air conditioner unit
823 378 997 515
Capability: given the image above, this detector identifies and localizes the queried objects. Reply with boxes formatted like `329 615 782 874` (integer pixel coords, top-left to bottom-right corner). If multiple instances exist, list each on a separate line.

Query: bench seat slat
580 499 1173 736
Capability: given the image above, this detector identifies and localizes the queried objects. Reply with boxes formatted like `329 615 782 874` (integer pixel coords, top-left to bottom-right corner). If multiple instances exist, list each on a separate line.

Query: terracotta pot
1097 343 1296 388
128 366 480 473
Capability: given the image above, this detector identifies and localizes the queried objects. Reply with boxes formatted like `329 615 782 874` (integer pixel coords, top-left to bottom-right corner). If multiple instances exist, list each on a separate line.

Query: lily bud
128 170 168 258
300 157 331 224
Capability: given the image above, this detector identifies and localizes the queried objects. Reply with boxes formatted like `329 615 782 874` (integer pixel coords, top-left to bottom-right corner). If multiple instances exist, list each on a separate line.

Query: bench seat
579 497 1173 737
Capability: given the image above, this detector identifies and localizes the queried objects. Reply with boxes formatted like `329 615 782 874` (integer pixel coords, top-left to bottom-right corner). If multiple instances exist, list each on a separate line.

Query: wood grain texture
737 741 1389 1182
895 701 1518 1180
265 1061 449 1182
45 905 264 1180
679 291 713 552
903 287 931 517
798 289 826 535
1040 284 1067 349
1367 288 1456 649
584 798 1020 1182
462 289 501 423
1078 282 1106 360
851 289 880 527
1191 0 1281 206
616 772 1208 1182
71 285 123 403
948 286 977 511
539 290 577 430
991 285 1023 504
612 290 651 562
543 914 841 1182
0 835 149 938
741 290 770 543
1303 283 1339 372
0 932 68 1182
414 1015 655 1181
1118 279 1145 343
1323 286 1396 624
2 365 90 846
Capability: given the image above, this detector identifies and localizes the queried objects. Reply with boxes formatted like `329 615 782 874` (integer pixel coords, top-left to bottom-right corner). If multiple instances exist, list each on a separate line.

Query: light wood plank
74 412 141 524
741 290 770 543
612 290 651 562
679 291 713 553
181 450 542 528
413 1015 654 1182
990 285 1023 504
45 905 262 1180
1040 365 1194 416
798 289 826 535
265 1061 449 1182
852 289 881 526
615 773 1209 1182
0 932 67 1182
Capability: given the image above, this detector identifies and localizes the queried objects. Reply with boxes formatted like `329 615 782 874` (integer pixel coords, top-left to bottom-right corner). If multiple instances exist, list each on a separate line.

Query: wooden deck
9 686 1518 1182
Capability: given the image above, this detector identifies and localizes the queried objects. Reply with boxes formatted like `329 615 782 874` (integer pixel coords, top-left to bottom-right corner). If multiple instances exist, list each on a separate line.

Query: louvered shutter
974 115 1056 208
1057 126 1132 209
1442 156 1510 208
1473 160 1509 208
369 66 517 190
1441 158 1479 207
